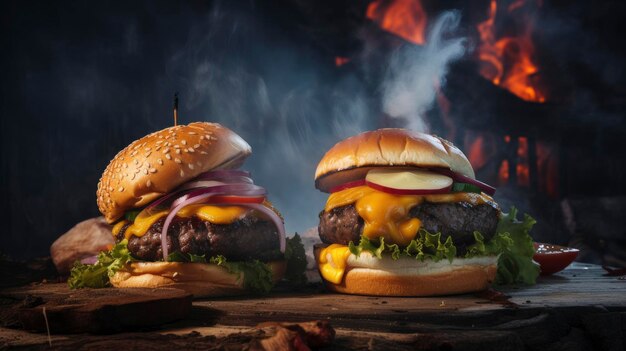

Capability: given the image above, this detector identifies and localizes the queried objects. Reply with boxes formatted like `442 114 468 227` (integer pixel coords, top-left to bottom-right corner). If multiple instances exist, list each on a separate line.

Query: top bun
97 122 251 223
315 129 474 192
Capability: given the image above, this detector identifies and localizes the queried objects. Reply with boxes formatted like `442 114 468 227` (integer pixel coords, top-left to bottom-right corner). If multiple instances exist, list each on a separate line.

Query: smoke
164 7 470 234
381 11 466 131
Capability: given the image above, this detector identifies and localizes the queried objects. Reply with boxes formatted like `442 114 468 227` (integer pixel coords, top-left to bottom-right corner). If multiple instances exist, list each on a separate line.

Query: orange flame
477 0 546 102
516 136 530 186
498 159 510 185
366 0 427 45
335 57 351 67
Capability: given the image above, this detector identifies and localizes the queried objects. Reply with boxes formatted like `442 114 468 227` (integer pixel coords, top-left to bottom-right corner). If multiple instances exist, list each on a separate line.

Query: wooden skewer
173 92 179 126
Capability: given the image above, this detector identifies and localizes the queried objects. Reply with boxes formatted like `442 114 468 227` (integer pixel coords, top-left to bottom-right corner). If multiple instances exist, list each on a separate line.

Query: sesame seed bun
314 244 497 296
314 129 475 192
97 122 251 223
110 260 286 297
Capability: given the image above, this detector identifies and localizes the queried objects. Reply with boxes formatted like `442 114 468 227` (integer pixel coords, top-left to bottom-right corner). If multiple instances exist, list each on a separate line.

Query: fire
516 136 530 186
476 0 546 102
366 0 427 45
335 57 351 67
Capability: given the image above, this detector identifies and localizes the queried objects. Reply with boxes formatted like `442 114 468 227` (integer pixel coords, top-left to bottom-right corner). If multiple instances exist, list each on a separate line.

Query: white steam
382 11 466 131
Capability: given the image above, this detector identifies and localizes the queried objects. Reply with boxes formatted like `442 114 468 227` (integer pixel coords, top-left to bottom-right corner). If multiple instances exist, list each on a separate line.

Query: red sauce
533 242 579 275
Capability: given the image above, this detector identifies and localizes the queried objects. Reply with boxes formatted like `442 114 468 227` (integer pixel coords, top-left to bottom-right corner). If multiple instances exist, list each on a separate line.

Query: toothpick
173 92 179 126
43 307 52 347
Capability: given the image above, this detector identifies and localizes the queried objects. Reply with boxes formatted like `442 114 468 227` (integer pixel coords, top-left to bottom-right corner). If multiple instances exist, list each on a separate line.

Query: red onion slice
431 168 496 196
196 170 251 179
160 184 270 260
243 203 286 253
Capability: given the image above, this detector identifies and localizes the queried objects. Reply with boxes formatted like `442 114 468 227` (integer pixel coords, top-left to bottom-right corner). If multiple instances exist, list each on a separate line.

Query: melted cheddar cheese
317 244 352 284
112 205 250 240
318 186 497 283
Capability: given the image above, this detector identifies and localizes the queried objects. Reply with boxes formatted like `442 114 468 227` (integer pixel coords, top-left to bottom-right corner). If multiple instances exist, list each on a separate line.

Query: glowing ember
516 136 530 186
366 0 427 45
476 0 546 102
468 136 488 170
498 159 510 185
335 57 351 67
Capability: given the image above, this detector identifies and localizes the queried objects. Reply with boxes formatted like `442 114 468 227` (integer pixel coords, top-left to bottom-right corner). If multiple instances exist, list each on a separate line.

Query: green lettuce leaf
350 230 457 263
346 207 539 285
493 207 540 285
284 233 307 285
209 255 274 294
124 210 141 222
349 236 385 258
68 240 133 289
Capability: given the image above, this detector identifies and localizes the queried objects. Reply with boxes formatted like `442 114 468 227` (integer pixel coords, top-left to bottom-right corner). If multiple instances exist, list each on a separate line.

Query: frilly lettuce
346 207 539 285
69 234 308 293
68 239 133 289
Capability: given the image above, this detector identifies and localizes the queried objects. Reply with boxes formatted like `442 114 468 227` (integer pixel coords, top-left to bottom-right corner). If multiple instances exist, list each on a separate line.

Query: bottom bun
314 245 497 296
110 261 286 297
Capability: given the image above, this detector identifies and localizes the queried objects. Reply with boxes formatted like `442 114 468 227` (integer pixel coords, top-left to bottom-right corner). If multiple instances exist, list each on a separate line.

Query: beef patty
318 202 500 252
116 213 281 262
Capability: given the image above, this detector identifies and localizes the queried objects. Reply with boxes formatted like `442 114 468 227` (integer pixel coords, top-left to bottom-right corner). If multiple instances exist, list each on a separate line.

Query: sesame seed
144 147 151 151
131 173 136 180
133 145 140 150
144 169 148 175
149 168 157 173
156 140 163 144
176 149 181 154
188 148 195 153
175 158 182 164
145 151 151 157
188 132 197 135
163 148 170 153
155 146 161 151
194 144 200 149
118 187 124 192
146 180 152 187
165 142 170 146
188 163 195 170
196 161 202 166
124 163 128 168
165 154 172 160
134 159 139 165
131 150 138 156
174 145 180 149
181 140 187 145
200 151 208 155
180 170 185 177
200 136 205 140
157 159 163 165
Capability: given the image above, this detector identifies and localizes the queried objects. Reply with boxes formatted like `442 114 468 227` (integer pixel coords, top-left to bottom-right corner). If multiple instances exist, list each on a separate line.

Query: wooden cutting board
0 284 193 333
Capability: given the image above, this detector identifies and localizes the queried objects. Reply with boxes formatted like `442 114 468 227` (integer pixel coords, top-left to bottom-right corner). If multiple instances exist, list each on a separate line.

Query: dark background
2 0 625 260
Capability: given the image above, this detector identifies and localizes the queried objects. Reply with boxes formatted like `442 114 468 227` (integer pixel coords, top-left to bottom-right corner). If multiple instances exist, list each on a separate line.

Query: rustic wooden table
1 263 625 350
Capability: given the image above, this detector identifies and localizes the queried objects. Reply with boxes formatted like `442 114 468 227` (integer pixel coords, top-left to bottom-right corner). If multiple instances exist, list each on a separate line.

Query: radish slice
365 169 453 194
431 168 496 196
366 181 452 195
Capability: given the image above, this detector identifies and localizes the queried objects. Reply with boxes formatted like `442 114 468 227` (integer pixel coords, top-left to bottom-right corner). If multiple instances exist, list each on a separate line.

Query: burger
69 122 305 296
313 129 538 296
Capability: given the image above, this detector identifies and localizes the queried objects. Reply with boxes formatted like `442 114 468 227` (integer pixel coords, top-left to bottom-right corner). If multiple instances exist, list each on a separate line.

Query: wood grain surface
1 263 624 350
0 285 192 333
